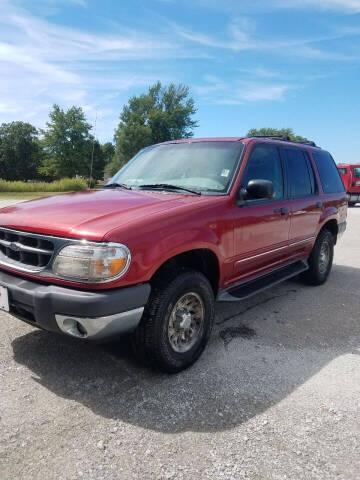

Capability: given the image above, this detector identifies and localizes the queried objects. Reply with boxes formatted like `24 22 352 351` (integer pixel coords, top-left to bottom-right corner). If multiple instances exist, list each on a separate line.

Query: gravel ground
0 201 359 480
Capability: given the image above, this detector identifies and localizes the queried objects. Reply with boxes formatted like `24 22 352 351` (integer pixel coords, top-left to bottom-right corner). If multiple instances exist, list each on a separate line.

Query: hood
0 189 205 241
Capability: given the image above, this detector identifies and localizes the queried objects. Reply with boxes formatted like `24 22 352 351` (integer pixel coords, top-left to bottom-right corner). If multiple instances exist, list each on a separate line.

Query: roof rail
248 135 319 148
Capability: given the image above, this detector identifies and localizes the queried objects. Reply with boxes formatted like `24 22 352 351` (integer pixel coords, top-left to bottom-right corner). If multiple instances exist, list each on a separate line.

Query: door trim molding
235 245 288 265
235 236 315 265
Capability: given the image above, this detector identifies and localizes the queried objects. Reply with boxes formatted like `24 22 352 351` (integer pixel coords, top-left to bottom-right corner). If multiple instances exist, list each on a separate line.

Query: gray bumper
55 308 144 341
0 269 150 341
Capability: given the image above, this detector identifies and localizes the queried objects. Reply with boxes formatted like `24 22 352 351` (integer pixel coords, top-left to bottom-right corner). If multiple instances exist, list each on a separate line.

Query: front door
232 143 291 282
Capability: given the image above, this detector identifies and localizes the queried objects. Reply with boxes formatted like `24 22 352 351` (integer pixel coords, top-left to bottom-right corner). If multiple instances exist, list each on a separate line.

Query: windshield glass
110 141 244 194
338 167 347 175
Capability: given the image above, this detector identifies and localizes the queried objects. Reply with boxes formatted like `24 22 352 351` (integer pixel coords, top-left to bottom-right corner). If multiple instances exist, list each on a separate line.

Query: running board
218 260 309 302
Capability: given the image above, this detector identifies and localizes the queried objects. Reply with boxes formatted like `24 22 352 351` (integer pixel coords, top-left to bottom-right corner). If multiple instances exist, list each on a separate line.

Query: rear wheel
303 229 334 286
132 270 215 373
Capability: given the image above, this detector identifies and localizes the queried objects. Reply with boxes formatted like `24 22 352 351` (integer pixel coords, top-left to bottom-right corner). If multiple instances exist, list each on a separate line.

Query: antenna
89 108 98 189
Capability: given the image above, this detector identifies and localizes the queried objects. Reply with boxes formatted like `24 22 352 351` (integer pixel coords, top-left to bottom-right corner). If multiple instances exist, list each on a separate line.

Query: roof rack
248 135 319 148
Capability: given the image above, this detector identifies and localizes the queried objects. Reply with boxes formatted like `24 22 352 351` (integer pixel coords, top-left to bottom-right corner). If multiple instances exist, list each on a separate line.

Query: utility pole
89 108 98 189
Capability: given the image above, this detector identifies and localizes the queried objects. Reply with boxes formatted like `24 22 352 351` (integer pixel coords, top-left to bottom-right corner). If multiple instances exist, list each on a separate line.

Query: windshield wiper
103 182 132 190
138 183 201 195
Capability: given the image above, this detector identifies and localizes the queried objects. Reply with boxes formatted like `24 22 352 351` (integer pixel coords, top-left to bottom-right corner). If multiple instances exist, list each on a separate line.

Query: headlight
53 242 131 282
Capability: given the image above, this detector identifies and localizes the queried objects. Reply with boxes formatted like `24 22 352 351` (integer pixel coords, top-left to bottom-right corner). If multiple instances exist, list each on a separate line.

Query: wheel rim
319 240 330 274
168 292 205 353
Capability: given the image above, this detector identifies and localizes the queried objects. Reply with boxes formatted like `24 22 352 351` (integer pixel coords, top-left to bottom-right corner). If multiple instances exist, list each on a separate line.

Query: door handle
274 207 289 215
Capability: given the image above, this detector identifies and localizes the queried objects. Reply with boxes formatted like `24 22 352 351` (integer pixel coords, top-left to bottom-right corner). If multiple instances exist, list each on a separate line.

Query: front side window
313 151 345 194
241 145 284 200
338 167 347 175
110 141 244 195
286 149 313 198
354 167 360 178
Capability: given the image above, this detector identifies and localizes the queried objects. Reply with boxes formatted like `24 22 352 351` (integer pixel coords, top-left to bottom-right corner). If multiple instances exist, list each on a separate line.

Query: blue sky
1 0 360 163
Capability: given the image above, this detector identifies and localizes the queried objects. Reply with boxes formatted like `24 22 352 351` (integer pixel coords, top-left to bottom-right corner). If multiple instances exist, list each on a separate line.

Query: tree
247 127 310 143
88 140 107 183
0 122 43 181
112 82 197 172
39 104 93 179
101 142 115 165
104 153 125 179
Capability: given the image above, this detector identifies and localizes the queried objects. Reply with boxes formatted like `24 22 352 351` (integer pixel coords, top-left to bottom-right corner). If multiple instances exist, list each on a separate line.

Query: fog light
60 318 88 338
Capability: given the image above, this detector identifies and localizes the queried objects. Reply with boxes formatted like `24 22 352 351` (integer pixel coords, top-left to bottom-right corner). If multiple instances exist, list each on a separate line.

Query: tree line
0 81 308 183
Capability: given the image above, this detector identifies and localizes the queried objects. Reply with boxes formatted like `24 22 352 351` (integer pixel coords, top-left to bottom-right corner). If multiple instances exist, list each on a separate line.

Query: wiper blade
138 183 201 195
103 182 132 190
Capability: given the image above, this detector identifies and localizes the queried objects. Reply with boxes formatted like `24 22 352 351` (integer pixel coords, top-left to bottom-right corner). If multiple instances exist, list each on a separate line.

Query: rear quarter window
312 151 345 194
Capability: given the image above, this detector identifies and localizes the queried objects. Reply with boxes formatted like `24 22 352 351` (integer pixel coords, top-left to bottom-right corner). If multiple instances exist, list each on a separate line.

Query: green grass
0 178 87 193
0 192 69 200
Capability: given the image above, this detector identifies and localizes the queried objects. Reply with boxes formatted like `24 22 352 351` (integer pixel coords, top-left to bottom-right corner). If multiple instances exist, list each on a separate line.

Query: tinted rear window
338 167 347 175
313 151 345 193
286 149 313 198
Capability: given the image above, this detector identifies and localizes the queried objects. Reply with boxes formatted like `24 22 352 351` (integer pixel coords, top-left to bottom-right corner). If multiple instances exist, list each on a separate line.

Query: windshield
338 167 347 175
109 141 244 194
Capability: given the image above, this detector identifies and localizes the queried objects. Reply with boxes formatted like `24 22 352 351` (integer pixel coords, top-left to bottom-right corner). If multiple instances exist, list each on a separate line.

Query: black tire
132 270 215 373
302 229 334 286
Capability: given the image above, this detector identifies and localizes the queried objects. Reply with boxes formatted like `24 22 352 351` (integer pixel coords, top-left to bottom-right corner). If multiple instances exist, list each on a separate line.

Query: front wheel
302 229 334 286
132 270 215 373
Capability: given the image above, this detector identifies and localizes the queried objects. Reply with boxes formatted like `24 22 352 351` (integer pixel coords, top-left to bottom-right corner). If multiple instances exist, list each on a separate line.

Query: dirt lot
0 202 359 480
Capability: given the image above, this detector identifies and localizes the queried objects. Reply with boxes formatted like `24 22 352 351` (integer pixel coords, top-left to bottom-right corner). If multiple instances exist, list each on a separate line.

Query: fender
315 200 344 238
105 196 234 288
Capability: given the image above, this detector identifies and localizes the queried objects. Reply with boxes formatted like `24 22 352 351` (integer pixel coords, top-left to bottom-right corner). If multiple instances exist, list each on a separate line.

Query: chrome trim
0 238 53 255
235 245 288 264
289 237 315 247
55 307 144 340
235 237 315 265
0 226 131 284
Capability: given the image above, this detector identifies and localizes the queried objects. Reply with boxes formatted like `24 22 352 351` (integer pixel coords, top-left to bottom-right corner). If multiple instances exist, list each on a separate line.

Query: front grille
0 227 55 270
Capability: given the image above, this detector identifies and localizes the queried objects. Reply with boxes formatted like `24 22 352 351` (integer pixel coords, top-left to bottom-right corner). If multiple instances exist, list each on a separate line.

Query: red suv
0 136 347 372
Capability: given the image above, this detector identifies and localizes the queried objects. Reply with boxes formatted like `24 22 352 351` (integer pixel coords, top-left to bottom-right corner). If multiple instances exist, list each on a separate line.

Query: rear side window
354 167 360 178
338 167 347 175
285 149 314 198
241 144 284 200
313 151 345 193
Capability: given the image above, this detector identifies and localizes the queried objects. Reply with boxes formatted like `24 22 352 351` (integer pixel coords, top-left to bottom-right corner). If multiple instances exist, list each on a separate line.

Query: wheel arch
150 248 221 295
318 218 338 244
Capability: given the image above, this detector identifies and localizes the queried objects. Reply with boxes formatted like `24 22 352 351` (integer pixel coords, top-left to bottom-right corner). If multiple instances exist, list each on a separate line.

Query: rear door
283 147 321 256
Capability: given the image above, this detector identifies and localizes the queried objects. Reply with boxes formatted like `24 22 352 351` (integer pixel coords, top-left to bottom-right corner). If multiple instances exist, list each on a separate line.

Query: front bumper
0 270 150 341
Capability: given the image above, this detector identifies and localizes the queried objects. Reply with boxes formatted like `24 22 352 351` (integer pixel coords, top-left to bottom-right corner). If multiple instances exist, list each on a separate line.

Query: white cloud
237 67 279 78
0 1 200 138
195 75 293 105
239 84 291 102
276 0 360 13
178 0 360 13
1 0 358 140
172 18 357 61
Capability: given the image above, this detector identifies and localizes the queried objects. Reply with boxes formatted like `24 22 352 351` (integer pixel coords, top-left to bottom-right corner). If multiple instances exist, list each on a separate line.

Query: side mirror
237 179 274 205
